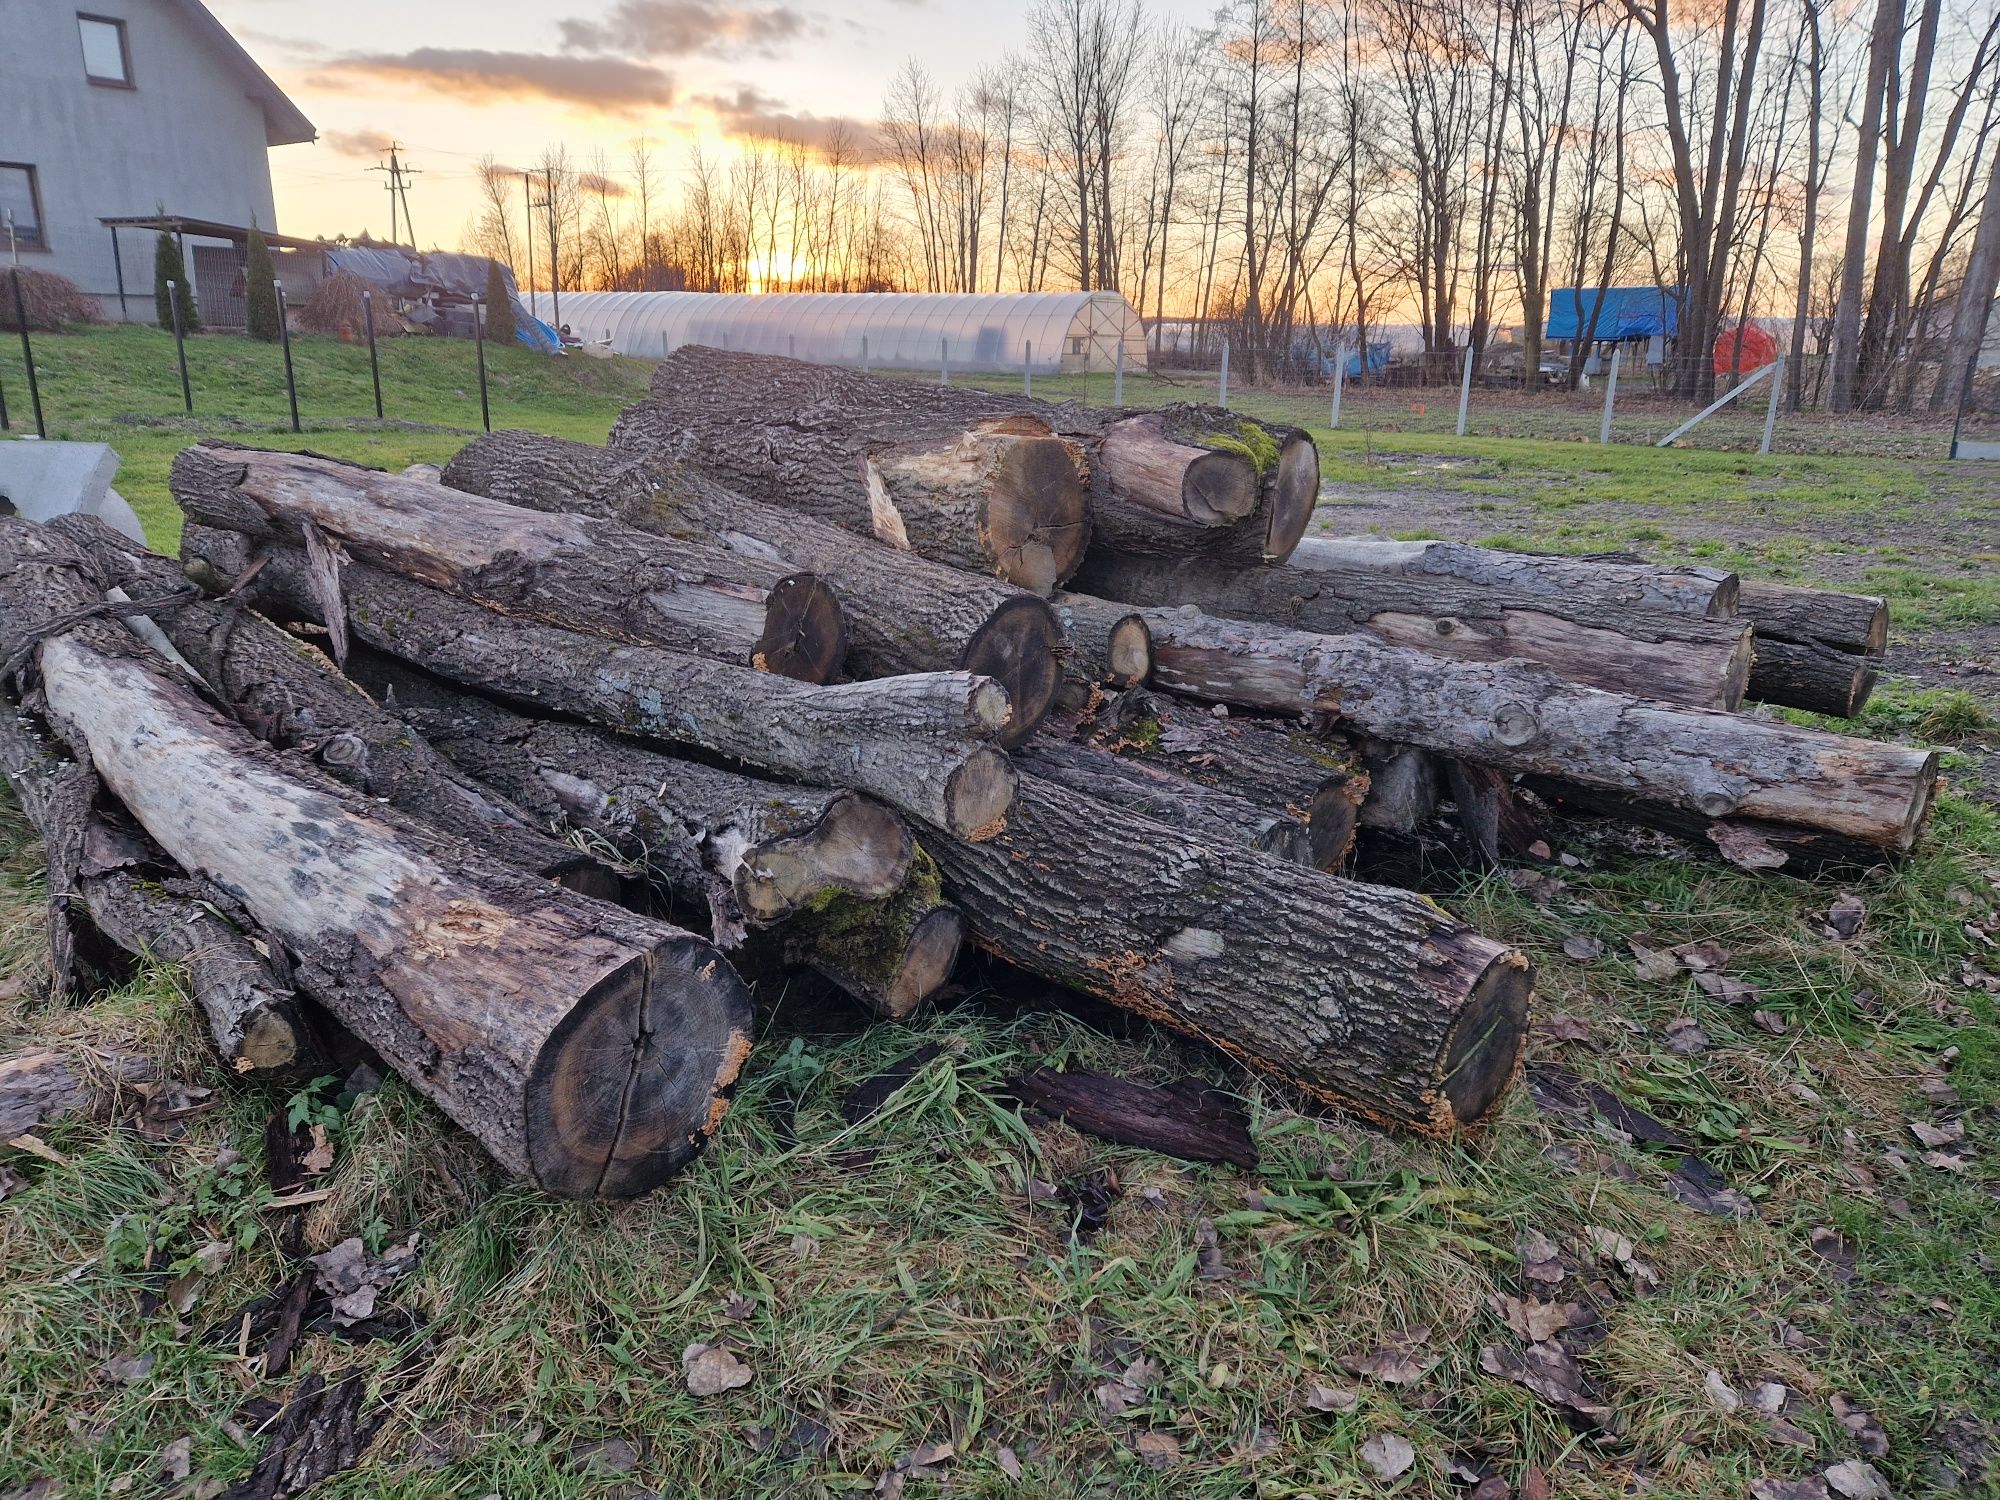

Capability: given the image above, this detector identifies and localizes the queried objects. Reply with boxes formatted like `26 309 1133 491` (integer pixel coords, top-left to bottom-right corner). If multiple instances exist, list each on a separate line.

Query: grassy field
1 328 1997 1499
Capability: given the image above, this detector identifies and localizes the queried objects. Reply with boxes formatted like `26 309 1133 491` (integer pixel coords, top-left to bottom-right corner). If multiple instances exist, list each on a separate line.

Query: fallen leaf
722 1290 757 1320
1492 1293 1568 1343
1705 1369 1741 1413
995 1446 1022 1479
1095 1380 1142 1415
1922 1151 1973 1173
1630 941 1680 981
1710 821 1791 870
1674 939 1731 972
1230 1423 1280 1462
1665 1015 1710 1054
1824 895 1866 940
1561 934 1606 961
1910 1120 1965 1147
101 1353 155 1386
1359 1432 1416 1481
300 1125 335 1176
1194 1217 1226 1280
1521 1229 1565 1286
1754 1009 1789 1035
1338 1329 1436 1385
1666 1156 1756 1218
572 1437 640 1474
1768 1416 1819 1450
1133 1431 1180 1469
1830 1394 1889 1457
1585 1225 1633 1262
1823 1459 1890 1499
682 1341 753 1397
1749 1480 1830 1500
308 1236 418 1326
1695 971 1762 1004
154 1436 192 1482
1750 1381 1789 1415
1537 1013 1593 1043
1306 1383 1358 1413
1479 1342 1612 1424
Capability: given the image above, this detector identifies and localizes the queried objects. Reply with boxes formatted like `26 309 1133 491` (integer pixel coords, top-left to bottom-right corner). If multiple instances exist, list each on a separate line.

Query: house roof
166 0 316 147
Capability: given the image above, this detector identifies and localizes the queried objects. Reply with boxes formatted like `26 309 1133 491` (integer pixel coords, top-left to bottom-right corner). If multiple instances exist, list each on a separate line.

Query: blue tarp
1546 288 1680 341
517 311 563 354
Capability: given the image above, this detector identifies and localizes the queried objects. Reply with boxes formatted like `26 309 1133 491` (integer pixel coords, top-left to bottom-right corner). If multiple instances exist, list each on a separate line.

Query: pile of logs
0 346 1938 1200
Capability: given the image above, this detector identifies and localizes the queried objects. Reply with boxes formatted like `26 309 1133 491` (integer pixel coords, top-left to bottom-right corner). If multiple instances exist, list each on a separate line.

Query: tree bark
437 431 1061 748
1140 606 1936 852
923 774 1534 1134
1072 549 1757 711
181 530 1019 842
1733 578 1890 655
170 444 847 685
610 354 1092 593
1 1044 153 1140
2 520 753 1198
1932 138 2000 411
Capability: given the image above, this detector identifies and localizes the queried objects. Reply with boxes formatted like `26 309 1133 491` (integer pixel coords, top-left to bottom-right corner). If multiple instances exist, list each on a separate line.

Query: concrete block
0 441 145 542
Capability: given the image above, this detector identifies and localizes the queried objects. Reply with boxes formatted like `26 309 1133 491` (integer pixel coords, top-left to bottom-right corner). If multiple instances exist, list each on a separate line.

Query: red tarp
1713 322 1778 374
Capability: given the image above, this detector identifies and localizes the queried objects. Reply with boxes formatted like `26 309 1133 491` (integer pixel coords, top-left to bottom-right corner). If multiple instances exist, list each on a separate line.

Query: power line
367 143 423 247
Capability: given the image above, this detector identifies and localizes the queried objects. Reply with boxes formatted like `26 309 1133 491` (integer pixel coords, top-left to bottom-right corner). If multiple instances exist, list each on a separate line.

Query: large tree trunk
608 355 1092 593
1293 536 1740 618
923 775 1534 1134
1073 550 1757 711
437 431 1062 747
2 520 752 1198
1140 607 1936 853
171 444 846 685
181 529 1019 842
0 705 316 1076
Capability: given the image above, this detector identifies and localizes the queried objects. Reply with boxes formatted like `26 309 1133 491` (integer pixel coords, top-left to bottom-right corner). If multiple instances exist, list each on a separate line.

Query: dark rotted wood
439 430 1061 747
1049 591 1151 710
1297 536 1740 619
1735 577 1889 656
611 351 1091 591
1748 636 1882 719
1007 1066 1259 1168
2 519 753 1197
222 1368 382 1500
1351 738 1440 835
1086 689 1368 871
182 528 1019 841
1141 605 1938 854
1073 548 1758 711
0 1043 153 1139
1017 736 1313 864
55 517 620 897
169 443 846 684
840 1043 947 1124
1444 761 1547 869
1521 780 1900 874
923 773 1534 1133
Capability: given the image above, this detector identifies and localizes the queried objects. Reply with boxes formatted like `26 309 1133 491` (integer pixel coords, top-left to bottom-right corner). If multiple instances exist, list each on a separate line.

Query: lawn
1 328 1997 1499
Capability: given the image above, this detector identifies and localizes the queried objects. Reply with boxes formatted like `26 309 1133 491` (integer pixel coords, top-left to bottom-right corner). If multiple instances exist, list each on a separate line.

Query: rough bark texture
1296 536 1740 619
0 1044 153 1139
1086 689 1368 871
171 444 847 684
1734 578 1891 655
1074 550 1757 711
439 430 1061 746
1049 591 1151 712
1018 736 1314 863
1141 606 1937 852
1351 739 1442 834
611 352 1091 592
182 530 1018 841
2 520 753 1198
1 706 315 1076
1444 760 1547 868
1748 637 1882 720
923 774 1534 1133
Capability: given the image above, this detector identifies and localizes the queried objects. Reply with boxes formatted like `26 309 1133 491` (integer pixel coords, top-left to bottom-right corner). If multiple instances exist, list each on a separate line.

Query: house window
78 14 133 87
0 165 46 251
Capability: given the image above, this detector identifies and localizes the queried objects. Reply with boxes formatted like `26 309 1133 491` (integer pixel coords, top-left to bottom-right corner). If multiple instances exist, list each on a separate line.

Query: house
0 0 315 319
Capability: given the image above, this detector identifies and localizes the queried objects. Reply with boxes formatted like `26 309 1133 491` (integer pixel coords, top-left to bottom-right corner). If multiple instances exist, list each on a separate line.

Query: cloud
315 48 676 112
694 90 881 160
559 0 811 58
578 171 631 198
320 127 397 159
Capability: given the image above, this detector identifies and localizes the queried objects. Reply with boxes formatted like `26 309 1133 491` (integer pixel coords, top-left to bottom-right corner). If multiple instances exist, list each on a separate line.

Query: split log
0 1044 153 1140
611 352 1091 592
1016 737 1314 864
1140 606 1937 853
1073 549 1757 711
1086 689 1369 869
0 706 315 1075
1735 578 1890 656
181 529 1019 840
169 443 846 684
2 520 752 1197
1050 591 1151 710
438 431 1061 747
1748 637 1882 720
1350 739 1441 834
923 774 1534 1133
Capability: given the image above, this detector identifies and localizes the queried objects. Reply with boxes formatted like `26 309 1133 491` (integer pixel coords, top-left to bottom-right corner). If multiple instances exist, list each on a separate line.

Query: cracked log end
526 934 753 1198
942 747 1019 841
757 573 848 684
877 905 966 1019
989 434 1091 592
736 792 914 923
1263 435 1320 563
961 596 1062 750
1435 950 1534 1129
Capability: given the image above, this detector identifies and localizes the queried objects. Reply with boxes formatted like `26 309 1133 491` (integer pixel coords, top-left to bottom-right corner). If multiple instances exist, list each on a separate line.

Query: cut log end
1104 613 1153 687
526 935 753 1198
962 596 1062 749
1184 449 1260 524
1307 773 1367 871
944 747 1019 840
880 905 967 1019
1435 952 1533 1129
738 793 914 923
1264 436 1320 562
757 573 848 684
238 1006 307 1075
991 436 1091 592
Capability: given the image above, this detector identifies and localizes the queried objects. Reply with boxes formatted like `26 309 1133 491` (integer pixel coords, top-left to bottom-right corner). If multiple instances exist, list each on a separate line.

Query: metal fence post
1113 337 1125 407
940 337 949 385
1949 353 1980 459
1600 345 1622 444
1219 337 1231 409
362 291 383 420
1456 344 1475 436
474 297 491 433
1759 354 1785 455
166 277 192 416
274 280 300 434
1024 340 1032 397
1331 345 1348 429
9 269 46 437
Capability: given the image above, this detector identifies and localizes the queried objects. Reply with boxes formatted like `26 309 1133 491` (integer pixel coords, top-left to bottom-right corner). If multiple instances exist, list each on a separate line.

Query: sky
210 0 1206 249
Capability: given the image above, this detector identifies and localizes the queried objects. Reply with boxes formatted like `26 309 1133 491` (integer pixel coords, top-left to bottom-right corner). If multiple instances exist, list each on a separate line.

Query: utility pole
370 144 422 247
531 169 561 331
522 172 537 322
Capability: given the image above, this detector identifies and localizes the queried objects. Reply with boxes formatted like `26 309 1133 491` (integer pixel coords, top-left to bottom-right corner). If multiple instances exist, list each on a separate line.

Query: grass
2 327 1997 1497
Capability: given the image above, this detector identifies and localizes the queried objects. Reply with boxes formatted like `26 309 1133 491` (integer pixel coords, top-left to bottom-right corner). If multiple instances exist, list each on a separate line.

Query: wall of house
1 0 287 318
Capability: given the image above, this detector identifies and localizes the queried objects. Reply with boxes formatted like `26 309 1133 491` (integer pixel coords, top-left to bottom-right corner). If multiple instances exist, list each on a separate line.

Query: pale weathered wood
181 529 1020 841
2 520 753 1197
1140 606 1937 852
0 1044 153 1140
923 774 1534 1133
438 430 1062 746
1295 536 1740 618
171 443 847 683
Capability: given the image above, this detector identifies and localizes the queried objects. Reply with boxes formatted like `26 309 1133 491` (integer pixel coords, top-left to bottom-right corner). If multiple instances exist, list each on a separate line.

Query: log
611 353 1091 592
1006 1067 1258 1168
437 431 1061 747
1748 637 1882 720
0 706 315 1075
1520 781 1900 874
776 848 965 1019
170 443 846 684
1072 548 1758 711
1086 688 1369 870
1016 736 1314 864
1444 761 1546 868
1140 606 1937 852
1 1044 153 1140
1050 591 1152 710
2 519 752 1197
181 529 1019 841
923 774 1534 1133
1735 578 1889 656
